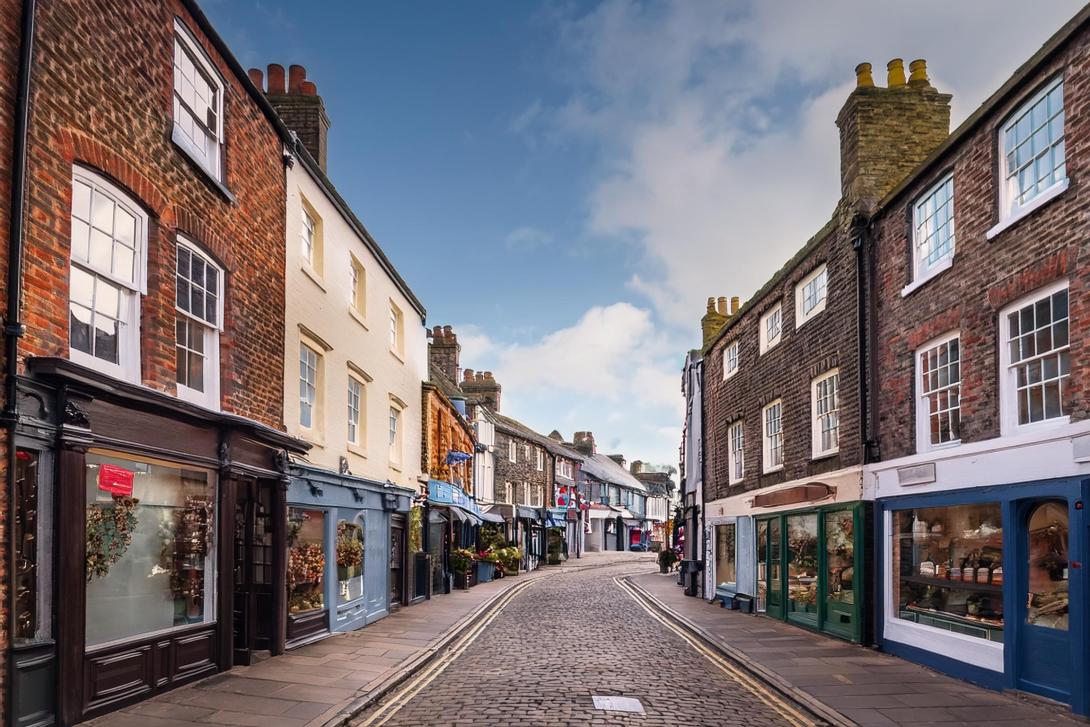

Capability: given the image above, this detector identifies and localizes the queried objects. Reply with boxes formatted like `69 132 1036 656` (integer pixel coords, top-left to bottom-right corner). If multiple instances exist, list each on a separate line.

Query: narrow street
354 560 813 727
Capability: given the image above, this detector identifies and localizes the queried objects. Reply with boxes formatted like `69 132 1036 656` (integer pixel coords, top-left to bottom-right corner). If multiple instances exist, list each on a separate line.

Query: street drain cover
592 696 645 714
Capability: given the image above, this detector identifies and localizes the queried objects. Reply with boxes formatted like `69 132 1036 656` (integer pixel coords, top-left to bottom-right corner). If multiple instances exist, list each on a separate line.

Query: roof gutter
4 0 36 721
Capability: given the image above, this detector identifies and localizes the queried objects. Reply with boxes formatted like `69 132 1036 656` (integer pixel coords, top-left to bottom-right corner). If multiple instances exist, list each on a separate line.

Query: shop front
426 479 485 593
876 477 1088 714
18 358 308 724
285 464 413 646
516 505 545 571
754 502 868 642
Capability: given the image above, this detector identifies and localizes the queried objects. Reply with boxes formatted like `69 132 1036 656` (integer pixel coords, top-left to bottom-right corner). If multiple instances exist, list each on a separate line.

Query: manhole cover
592 696 645 714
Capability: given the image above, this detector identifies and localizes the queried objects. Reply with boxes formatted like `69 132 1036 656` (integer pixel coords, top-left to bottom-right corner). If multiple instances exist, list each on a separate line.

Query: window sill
811 449 839 461
795 306 826 330
1002 415 1070 439
389 347 405 363
723 369 738 382
763 465 783 474
389 462 403 473
301 265 326 292
171 126 234 204
300 429 325 449
348 307 368 330
68 350 139 387
176 384 220 412
985 178 1069 240
917 438 961 455
759 341 782 356
347 442 368 459
901 256 954 298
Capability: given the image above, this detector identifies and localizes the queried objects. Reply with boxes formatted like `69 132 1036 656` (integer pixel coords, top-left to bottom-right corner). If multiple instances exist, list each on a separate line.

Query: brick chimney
427 324 460 383
836 59 951 212
701 295 739 350
250 63 331 172
573 431 596 456
461 370 501 413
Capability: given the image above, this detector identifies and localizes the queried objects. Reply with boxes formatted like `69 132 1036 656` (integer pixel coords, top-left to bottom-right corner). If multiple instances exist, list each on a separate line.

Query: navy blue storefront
286 464 414 645
876 476 1089 715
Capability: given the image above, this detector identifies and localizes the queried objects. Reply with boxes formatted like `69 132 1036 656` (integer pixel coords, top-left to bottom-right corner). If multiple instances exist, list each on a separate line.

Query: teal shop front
287 464 413 645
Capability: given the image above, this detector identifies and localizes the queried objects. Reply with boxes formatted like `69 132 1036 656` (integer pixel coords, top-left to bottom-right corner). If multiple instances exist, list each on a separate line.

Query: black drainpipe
4 0 36 722
851 213 877 463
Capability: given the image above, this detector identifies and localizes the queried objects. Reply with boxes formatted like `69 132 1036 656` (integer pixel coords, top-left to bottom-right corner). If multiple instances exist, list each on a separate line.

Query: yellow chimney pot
855 62 874 88
908 59 929 87
887 58 906 88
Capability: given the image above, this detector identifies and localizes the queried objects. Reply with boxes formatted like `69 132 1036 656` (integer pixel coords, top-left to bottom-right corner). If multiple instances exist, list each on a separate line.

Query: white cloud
504 226 553 251
547 0 1081 327
456 303 685 463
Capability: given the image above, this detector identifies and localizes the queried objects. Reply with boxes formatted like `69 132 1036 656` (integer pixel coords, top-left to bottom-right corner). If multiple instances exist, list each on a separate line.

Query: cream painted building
282 150 426 490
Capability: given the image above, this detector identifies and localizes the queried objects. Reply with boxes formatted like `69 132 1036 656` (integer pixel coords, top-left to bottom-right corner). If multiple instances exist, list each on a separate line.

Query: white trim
900 255 954 297
727 419 744 485
810 369 839 458
910 174 955 286
794 264 827 329
722 340 739 380
915 331 961 454
172 19 225 183
985 178 1068 240
762 399 783 472
998 278 1070 436
759 302 783 355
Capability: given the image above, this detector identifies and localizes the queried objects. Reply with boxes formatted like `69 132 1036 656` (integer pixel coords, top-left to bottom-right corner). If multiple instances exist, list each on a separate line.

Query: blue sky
204 0 1080 466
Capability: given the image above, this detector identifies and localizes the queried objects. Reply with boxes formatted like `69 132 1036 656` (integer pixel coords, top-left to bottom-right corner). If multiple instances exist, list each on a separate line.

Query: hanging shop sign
427 479 482 516
98 463 135 496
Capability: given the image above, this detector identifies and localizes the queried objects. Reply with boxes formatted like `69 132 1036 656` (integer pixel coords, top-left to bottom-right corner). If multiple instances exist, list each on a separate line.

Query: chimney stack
573 431 596 456
251 63 331 172
837 57 951 211
702 294 740 350
461 369 502 413
427 324 461 383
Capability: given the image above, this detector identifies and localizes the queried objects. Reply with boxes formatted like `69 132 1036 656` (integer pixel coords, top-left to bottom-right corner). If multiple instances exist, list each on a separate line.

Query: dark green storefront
755 502 870 643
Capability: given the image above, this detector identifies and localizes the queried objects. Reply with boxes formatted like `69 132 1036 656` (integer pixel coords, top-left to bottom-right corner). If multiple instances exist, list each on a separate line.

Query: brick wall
702 223 863 504
872 35 1090 459
18 0 287 428
422 386 475 492
493 429 553 507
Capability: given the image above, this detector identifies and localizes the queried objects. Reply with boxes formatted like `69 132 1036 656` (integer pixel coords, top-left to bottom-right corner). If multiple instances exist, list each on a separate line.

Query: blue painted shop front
286 464 413 645
876 476 1089 716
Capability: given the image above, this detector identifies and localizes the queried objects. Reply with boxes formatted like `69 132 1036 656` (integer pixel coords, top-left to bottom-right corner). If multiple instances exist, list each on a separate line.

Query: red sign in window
98 464 134 496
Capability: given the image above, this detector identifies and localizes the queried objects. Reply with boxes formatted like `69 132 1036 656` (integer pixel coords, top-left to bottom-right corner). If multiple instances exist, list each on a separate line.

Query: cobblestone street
355 560 805 727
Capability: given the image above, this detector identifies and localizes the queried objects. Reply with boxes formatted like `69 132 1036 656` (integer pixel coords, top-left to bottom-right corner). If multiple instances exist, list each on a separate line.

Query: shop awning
485 503 514 521
479 510 506 524
448 507 483 526
517 505 542 521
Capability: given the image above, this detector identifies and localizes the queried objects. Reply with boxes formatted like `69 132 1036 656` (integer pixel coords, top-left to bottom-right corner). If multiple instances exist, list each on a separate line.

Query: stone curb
320 557 648 726
622 575 856 727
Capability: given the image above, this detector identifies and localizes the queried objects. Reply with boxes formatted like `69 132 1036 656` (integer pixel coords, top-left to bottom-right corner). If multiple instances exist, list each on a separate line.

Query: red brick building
866 7 1090 712
0 1 306 723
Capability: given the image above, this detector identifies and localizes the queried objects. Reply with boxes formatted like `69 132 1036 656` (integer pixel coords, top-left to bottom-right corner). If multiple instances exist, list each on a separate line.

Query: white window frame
172 20 225 182
999 279 1070 436
349 254 366 318
762 399 783 473
388 403 403 467
997 75 1067 228
916 332 962 453
347 375 363 446
174 238 223 409
508 440 517 463
795 264 828 328
759 302 783 354
301 206 318 269
68 167 147 383
722 341 739 380
500 481 512 504
524 444 531 462
388 301 404 358
727 420 744 485
299 343 320 432
905 174 955 294
535 449 544 471
811 369 839 458
531 484 544 508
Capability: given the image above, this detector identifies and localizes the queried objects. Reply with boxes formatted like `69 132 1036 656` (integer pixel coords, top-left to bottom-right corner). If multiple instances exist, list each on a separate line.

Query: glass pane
70 267 95 308
337 521 365 603
826 510 854 605
715 524 736 587
85 453 216 646
115 207 136 246
287 508 326 614
893 504 1003 642
756 520 768 612
769 518 782 602
69 302 92 355
93 317 119 364
14 449 44 643
113 245 134 282
73 179 92 220
71 219 91 262
91 191 114 233
89 228 112 271
187 349 204 393
1027 501 1068 630
787 514 818 620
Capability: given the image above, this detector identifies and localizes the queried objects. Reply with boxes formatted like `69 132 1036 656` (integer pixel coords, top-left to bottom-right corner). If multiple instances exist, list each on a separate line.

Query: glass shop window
715 523 736 587
84 452 216 648
287 508 326 614
787 513 819 619
893 503 1004 642
337 519 365 604
15 449 51 645
1026 500 1068 631
825 510 854 606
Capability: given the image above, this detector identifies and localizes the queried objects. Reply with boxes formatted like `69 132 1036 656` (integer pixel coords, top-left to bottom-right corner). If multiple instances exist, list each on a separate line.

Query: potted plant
658 548 678 574
450 548 476 589
475 550 497 582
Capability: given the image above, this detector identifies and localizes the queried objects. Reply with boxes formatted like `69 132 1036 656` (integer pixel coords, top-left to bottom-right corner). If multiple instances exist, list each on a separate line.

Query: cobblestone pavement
355 562 803 727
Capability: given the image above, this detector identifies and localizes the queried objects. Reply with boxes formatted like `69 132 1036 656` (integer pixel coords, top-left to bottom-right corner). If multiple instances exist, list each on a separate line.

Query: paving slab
630 571 1082 726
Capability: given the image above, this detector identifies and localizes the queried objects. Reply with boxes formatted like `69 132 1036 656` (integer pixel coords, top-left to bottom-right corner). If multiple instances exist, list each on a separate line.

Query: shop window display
287 508 326 614
84 452 216 647
1026 500 1068 630
787 513 819 623
337 520 365 603
715 523 736 587
756 520 768 611
893 503 1004 641
825 510 854 606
